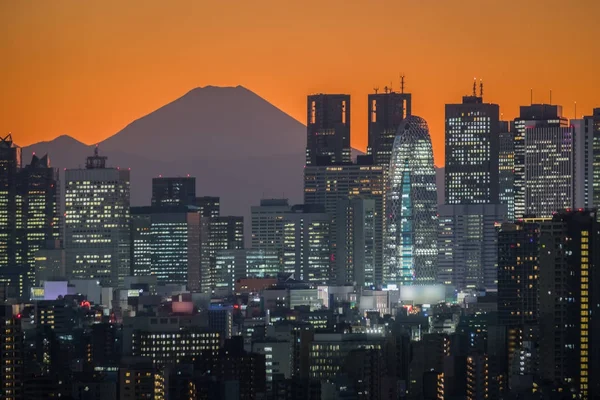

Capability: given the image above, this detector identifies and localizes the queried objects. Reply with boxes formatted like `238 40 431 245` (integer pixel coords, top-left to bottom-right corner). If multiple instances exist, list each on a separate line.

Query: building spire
479 79 483 98
472 78 477 97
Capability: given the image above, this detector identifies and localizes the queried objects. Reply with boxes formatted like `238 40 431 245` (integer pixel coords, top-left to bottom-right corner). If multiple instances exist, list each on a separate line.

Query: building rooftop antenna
550 89 552 105
400 75 406 94
479 79 483 98
472 78 477 97
374 86 379 94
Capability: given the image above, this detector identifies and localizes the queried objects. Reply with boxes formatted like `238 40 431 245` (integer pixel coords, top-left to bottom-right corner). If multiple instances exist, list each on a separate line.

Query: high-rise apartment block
306 94 351 166
445 89 500 205
538 210 599 397
367 88 412 167
65 147 130 287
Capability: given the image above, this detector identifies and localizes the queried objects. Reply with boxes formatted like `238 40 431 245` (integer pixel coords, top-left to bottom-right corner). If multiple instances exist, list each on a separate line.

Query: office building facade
251 199 291 257
306 94 351 166
151 176 196 208
385 116 438 285
445 92 500 205
65 147 131 287
437 204 507 291
214 249 280 293
129 207 152 277
498 127 515 221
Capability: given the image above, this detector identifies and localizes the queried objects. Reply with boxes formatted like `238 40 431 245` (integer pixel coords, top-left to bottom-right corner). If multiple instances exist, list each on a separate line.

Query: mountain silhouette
22 86 308 220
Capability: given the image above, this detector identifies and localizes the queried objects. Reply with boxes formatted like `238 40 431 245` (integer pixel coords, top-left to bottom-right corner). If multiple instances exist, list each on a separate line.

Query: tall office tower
385 116 438 286
0 135 60 298
203 216 244 290
130 207 152 276
591 108 600 207
150 208 201 290
539 210 599 397
251 199 291 256
445 86 500 204
367 88 412 167
336 197 376 287
1 305 24 400
572 116 595 209
281 204 330 283
513 104 568 219
19 155 60 281
498 124 515 221
151 176 196 208
195 196 220 218
65 147 131 287
34 240 65 284
214 249 280 293
304 164 385 284
306 94 351 166
437 204 506 291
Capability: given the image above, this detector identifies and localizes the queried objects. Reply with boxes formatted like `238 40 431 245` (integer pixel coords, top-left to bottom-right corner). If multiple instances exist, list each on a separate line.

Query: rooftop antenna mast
479 79 483 98
575 101 577 119
550 89 552 105
530 88 533 105
473 78 477 97
374 86 379 94
400 74 406 94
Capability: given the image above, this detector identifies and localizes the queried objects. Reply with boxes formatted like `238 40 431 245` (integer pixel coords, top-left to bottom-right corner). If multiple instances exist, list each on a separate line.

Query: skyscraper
591 108 600 207
538 210 599 397
513 104 568 219
281 204 330 283
572 116 595 209
304 164 385 284
336 197 376 287
498 126 515 221
437 204 506 291
251 199 291 258
445 85 500 205
195 196 220 218
524 124 575 217
130 206 152 277
203 216 244 290
151 176 196 208
150 208 201 290
367 88 412 167
65 147 131 287
0 135 59 298
306 94 351 166
385 116 438 285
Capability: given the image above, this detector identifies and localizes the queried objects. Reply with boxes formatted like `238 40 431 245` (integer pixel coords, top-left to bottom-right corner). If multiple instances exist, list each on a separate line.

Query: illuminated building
524 125 575 217
591 108 600 207
304 164 385 284
513 104 568 219
65 147 130 287
281 204 330 284
572 116 595 209
308 333 386 382
195 196 220 218
214 249 280 293
203 216 244 290
251 341 293 386
385 116 437 286
251 198 290 259
466 353 489 400
367 87 412 167
498 127 515 221
336 197 376 286
306 94 351 166
445 86 500 205
437 204 506 291
538 210 599 397
150 209 201 290
129 207 152 277
124 315 220 366
151 176 196 208
119 356 164 400
0 135 59 298
0 305 23 400
34 240 65 285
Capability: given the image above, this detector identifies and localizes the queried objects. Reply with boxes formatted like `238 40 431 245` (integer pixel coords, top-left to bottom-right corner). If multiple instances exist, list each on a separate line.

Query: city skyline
2 0 600 166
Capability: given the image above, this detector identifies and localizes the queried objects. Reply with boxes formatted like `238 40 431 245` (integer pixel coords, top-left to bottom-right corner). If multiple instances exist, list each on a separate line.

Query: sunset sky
2 0 599 166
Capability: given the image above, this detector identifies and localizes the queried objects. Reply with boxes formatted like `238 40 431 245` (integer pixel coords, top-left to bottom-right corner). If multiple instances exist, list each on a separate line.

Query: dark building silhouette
151 176 196 208
1 305 24 400
539 210 599 398
445 84 500 205
306 94 351 166
590 108 600 208
367 88 412 167
196 196 220 218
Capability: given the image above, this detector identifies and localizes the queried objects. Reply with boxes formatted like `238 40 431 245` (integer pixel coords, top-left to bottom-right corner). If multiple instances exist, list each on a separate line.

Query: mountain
22 86 307 218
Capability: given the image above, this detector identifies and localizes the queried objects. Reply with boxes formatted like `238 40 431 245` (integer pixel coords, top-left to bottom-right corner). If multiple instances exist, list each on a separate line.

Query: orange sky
1 0 599 166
